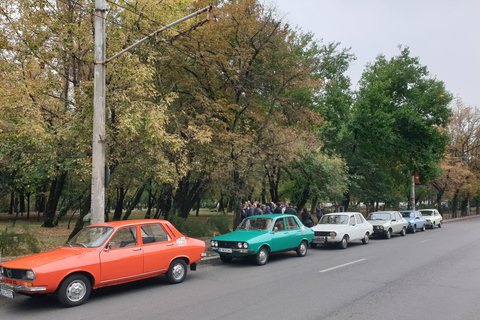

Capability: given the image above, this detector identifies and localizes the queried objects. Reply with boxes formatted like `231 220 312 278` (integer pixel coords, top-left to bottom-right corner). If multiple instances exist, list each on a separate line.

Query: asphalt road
2 217 480 320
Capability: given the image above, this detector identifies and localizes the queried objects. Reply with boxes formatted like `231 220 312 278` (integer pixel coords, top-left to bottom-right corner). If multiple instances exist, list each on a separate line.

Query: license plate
0 284 14 299
218 248 232 253
313 237 325 243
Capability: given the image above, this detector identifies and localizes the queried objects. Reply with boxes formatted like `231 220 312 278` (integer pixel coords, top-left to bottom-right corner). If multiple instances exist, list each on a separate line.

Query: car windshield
318 214 348 225
367 213 391 220
400 211 415 218
237 218 273 231
420 210 433 216
65 227 114 248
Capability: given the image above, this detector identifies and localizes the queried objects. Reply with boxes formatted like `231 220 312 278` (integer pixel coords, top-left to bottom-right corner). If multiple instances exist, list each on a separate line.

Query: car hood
367 220 390 227
212 230 269 242
1 247 95 269
311 224 349 232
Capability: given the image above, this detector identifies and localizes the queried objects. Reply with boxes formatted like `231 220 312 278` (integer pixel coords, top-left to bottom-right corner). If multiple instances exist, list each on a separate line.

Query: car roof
246 214 296 219
89 219 168 228
369 211 398 214
325 212 362 215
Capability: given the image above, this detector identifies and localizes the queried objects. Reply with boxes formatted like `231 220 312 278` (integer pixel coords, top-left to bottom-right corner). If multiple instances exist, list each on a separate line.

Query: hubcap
172 263 185 280
258 250 267 263
66 280 86 302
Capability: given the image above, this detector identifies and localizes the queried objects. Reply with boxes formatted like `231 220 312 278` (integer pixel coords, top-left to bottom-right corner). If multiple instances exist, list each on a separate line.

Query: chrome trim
0 280 47 293
99 269 168 284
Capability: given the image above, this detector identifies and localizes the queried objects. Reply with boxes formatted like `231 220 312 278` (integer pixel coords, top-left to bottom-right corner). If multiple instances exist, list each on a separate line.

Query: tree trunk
113 187 128 220
68 195 91 241
460 199 468 217
123 183 147 220
9 189 14 215
42 171 68 228
342 191 350 212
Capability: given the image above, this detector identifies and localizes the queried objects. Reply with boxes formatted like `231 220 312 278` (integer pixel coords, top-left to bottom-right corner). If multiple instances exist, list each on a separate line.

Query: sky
267 0 479 107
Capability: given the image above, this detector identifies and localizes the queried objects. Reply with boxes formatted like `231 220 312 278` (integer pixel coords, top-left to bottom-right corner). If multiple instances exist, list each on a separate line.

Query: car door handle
133 248 142 251
166 243 174 246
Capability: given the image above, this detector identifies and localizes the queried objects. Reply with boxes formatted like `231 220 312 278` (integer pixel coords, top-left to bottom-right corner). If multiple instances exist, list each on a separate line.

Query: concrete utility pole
91 4 212 224
410 174 416 210
92 0 106 225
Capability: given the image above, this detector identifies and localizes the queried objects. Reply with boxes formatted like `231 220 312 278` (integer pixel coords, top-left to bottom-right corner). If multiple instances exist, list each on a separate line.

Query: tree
341 46 452 209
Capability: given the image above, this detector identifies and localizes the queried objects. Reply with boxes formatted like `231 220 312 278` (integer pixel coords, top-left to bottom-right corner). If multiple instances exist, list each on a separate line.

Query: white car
367 211 408 238
311 212 373 249
419 209 443 229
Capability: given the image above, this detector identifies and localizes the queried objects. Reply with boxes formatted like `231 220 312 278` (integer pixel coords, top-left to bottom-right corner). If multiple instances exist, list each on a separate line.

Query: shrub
167 216 211 238
0 228 40 256
208 215 231 234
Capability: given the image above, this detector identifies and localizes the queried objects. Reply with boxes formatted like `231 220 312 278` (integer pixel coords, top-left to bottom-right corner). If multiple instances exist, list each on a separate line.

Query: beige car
419 209 443 229
367 211 408 239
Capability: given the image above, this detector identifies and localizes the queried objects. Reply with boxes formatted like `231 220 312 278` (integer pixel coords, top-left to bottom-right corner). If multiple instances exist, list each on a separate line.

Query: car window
367 213 390 220
400 211 414 218
349 216 355 226
355 214 363 224
285 216 299 230
274 218 285 231
141 224 170 244
109 227 138 249
319 215 348 224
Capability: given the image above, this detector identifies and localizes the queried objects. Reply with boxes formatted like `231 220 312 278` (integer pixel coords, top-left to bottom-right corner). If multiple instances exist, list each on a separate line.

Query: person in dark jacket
316 203 324 222
301 208 314 227
284 203 297 215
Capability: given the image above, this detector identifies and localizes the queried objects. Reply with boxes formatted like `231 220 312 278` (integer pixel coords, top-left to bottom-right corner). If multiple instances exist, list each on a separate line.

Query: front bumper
212 248 255 255
312 236 340 244
0 279 47 294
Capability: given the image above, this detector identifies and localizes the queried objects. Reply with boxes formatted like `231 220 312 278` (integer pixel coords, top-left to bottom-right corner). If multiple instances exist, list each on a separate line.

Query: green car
211 214 314 265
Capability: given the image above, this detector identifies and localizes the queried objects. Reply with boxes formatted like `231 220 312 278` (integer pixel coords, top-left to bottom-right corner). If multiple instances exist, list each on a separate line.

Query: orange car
0 219 206 307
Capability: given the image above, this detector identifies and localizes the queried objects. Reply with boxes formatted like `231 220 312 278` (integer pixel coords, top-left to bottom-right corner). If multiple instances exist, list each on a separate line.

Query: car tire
297 241 308 257
439 221 442 228
167 259 187 284
220 255 233 263
385 229 391 239
421 224 426 232
57 274 91 307
339 236 348 249
255 246 269 265
362 233 369 244
400 227 406 236
431 223 435 229
411 225 416 233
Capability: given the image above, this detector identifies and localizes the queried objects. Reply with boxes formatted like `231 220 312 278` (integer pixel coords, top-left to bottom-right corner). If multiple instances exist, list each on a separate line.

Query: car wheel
57 274 91 307
297 241 308 257
431 223 435 229
220 255 233 263
167 259 187 284
339 236 348 249
421 224 426 231
362 233 369 244
256 246 269 265
400 227 406 236
385 229 391 239
411 225 416 233
438 221 442 228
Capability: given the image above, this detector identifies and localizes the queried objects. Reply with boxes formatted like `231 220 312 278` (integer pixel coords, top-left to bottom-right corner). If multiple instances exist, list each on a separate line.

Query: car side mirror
105 242 115 250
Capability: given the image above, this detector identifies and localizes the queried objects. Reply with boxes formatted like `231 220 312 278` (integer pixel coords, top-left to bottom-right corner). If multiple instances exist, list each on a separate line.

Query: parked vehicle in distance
311 212 373 249
210 214 314 266
366 211 408 239
0 220 206 307
399 210 426 233
419 209 443 229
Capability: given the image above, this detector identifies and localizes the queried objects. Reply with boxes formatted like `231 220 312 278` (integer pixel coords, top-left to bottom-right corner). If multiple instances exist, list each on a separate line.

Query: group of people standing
240 200 325 228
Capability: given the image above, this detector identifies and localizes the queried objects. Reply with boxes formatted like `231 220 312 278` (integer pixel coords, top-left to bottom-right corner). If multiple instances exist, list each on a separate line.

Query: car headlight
25 270 35 280
378 226 384 230
237 242 243 249
329 232 337 237
243 242 248 249
211 240 218 247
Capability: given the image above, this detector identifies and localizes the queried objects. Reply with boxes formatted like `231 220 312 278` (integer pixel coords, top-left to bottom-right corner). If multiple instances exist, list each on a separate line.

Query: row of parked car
0 209 443 307
211 208 443 262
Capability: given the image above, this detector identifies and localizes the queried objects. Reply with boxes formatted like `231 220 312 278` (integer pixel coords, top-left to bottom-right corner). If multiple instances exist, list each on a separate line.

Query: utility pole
91 4 212 224
92 0 106 225
410 174 416 210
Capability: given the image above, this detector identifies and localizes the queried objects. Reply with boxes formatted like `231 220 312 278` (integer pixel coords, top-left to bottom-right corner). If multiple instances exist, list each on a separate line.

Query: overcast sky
268 0 479 107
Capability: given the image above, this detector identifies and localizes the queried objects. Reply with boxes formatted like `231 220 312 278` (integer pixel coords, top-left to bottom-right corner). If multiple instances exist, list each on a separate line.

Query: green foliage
167 215 211 238
0 228 40 256
208 215 232 234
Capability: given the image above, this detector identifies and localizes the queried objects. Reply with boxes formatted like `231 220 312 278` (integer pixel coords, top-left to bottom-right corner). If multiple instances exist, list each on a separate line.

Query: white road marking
319 258 367 273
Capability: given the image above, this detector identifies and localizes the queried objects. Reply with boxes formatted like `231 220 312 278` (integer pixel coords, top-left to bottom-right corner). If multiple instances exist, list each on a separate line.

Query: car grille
373 226 380 230
2 268 28 280
314 231 331 236
217 241 237 248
